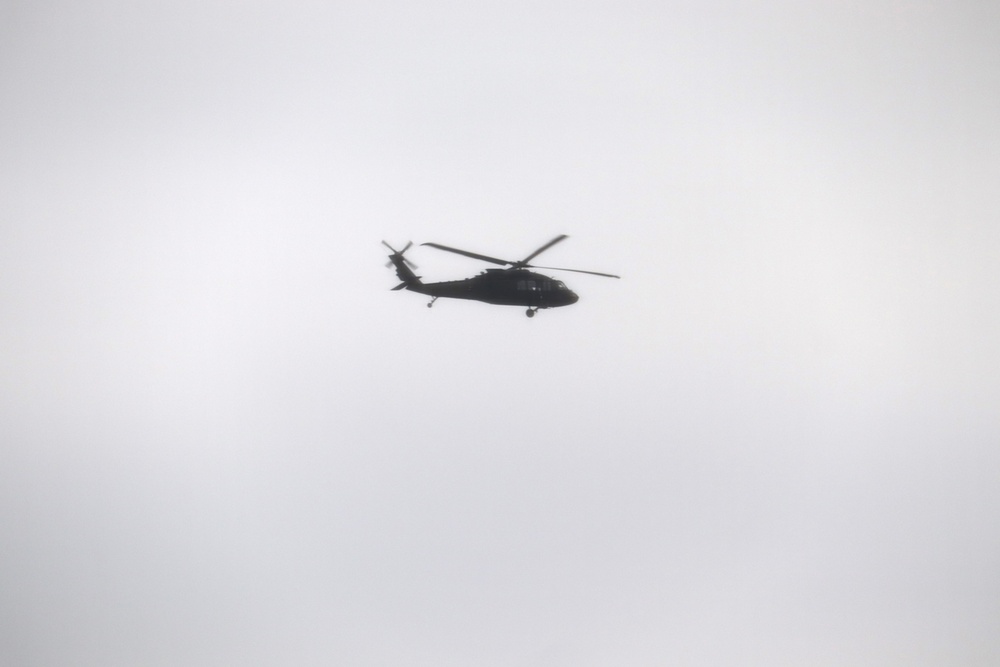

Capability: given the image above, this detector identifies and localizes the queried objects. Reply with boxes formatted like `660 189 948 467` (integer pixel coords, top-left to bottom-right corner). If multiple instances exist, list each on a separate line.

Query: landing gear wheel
526 308 536 318
427 297 438 309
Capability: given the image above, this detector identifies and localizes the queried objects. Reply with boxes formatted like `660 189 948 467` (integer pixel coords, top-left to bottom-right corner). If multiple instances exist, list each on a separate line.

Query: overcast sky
2 2 999 665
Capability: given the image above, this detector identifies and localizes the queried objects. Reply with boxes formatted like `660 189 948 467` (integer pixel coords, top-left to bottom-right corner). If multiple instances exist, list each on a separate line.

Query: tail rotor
383 240 423 291
382 240 418 269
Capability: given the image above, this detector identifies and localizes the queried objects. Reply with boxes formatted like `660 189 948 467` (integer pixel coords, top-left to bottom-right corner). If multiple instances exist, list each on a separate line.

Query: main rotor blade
421 242 511 266
519 234 569 265
530 265 621 278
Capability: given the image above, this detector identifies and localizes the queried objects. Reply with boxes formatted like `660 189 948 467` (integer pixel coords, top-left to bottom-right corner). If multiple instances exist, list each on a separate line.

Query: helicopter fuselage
409 269 579 309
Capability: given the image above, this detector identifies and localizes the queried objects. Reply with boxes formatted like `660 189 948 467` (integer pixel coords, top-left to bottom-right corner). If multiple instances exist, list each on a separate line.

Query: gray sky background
2 2 999 665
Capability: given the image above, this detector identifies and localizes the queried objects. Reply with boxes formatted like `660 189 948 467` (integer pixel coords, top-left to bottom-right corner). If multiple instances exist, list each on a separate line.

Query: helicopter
383 234 619 317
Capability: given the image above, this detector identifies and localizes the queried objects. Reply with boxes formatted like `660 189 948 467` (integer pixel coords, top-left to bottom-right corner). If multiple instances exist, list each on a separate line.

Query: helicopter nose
568 291 579 304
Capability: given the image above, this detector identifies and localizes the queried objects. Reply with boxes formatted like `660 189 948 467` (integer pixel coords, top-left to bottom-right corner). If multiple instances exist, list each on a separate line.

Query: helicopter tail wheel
526 308 536 318
427 297 438 309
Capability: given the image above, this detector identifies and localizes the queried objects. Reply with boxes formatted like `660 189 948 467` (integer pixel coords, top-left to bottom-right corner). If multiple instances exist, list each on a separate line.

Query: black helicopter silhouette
384 234 619 317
